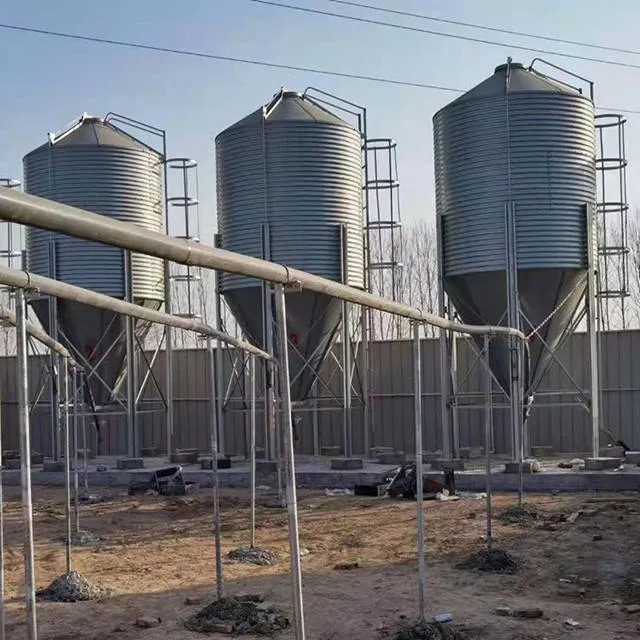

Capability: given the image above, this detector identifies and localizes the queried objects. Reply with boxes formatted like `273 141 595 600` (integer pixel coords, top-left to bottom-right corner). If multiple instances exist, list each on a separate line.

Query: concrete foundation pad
504 461 534 474
370 446 393 459
170 452 199 465
430 458 465 471
585 457 622 470
377 452 405 465
600 446 626 459
624 451 640 464
255 460 278 474
458 447 484 460
330 458 364 471
321 446 342 457
531 445 554 458
43 461 65 472
116 458 144 470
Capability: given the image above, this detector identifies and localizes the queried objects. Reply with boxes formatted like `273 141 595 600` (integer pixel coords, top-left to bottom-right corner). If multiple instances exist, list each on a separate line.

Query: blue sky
1 0 639 245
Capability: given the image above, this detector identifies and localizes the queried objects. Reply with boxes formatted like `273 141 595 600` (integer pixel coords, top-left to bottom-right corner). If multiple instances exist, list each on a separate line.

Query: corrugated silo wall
2 330 640 456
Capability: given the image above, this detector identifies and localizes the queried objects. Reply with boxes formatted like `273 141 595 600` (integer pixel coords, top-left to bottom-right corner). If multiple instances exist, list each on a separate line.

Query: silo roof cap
440 60 585 112
217 88 357 137
24 114 161 158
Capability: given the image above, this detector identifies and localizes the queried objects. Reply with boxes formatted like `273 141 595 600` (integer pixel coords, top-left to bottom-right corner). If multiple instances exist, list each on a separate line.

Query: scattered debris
36 571 111 602
566 510 582 524
565 618 580 628
385 463 456 501
513 607 544 619
299 548 311 557
185 597 203 606
433 614 453 623
390 619 470 639
228 547 277 566
79 493 106 504
184 595 290 635
593 534 603 541
66 530 101 547
498 505 540 527
135 616 161 629
324 488 353 496
333 562 359 571
558 458 585 469
457 548 521 574
494 607 512 617
623 604 640 614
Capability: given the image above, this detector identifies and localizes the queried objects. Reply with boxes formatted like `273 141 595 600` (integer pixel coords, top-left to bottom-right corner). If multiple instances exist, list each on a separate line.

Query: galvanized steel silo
433 62 596 394
24 114 165 404
216 89 364 400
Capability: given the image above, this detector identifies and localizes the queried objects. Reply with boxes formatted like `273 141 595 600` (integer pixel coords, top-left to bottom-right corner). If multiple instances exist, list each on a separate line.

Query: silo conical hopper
433 62 596 396
23 115 165 406
215 90 364 401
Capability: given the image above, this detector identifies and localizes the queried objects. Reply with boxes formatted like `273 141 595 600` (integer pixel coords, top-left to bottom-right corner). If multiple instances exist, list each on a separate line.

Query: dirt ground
3 484 640 639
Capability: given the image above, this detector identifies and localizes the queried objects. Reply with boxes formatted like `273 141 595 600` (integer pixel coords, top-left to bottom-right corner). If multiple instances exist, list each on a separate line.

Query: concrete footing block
458 446 484 460
170 449 199 464
585 457 622 471
43 461 65 472
256 460 278 474
370 446 393 459
600 446 625 459
330 457 364 471
530 445 554 458
625 451 640 464
140 447 156 458
321 446 342 457
255 447 266 460
116 458 144 470
201 457 231 470
504 461 534 474
377 452 406 465
431 458 465 471
4 459 20 470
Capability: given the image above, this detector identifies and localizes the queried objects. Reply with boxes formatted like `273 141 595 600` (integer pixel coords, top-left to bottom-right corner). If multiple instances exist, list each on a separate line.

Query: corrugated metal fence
1 330 639 457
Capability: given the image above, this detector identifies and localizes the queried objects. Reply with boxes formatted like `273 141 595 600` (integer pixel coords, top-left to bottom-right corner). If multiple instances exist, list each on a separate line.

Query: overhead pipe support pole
413 322 426 622
483 334 494 549
436 213 451 458
250 354 257 549
16 288 37 639
274 284 306 640
0 356 4 640
62 357 72 573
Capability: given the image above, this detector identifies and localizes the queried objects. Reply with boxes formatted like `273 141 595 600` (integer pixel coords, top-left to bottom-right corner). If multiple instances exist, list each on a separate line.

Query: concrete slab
504 461 534 474
330 458 364 471
458 447 484 460
116 458 144 470
624 451 640 464
531 445 554 458
43 461 65 472
430 458 465 471
321 446 341 457
600 446 626 459
377 452 405 465
585 457 622 470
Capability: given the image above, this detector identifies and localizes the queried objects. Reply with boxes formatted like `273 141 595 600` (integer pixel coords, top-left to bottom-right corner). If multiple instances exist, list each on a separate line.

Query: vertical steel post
586 203 600 458
62 357 71 573
16 288 37 639
413 322 426 622
341 225 352 457
505 202 524 506
274 284 306 640
207 336 223 599
361 304 370 456
0 360 5 640
450 319 460 459
483 334 493 549
164 261 174 461
72 367 80 534
81 373 89 494
250 354 257 549
214 288 225 456
436 214 451 457
48 241 60 461
124 250 137 458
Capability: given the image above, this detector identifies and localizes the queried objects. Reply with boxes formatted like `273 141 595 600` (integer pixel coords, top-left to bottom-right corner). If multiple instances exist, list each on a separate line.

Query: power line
248 0 640 71
0 22 463 93
327 0 640 59
0 20 639 114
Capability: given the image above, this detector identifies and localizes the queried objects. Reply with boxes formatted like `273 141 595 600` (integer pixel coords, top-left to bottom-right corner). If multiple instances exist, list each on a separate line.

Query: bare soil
3 486 640 639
